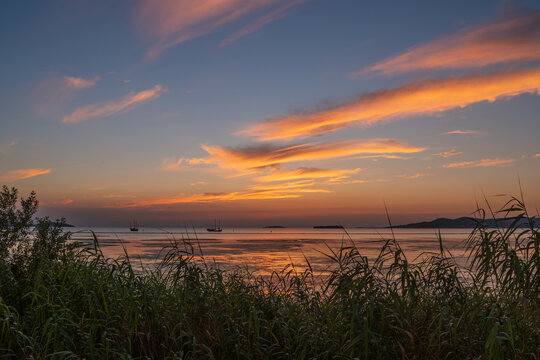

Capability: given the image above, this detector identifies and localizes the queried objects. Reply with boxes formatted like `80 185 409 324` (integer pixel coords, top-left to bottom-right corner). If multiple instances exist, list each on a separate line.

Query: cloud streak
0 168 51 182
220 0 306 47
62 85 167 123
397 173 432 179
254 167 362 183
356 12 540 76
240 66 540 141
119 184 330 207
442 130 482 135
34 75 99 116
136 0 304 60
433 150 462 158
443 158 516 168
200 139 425 172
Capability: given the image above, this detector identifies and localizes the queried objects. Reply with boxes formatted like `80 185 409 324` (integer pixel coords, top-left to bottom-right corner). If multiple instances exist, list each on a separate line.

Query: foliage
0 188 539 359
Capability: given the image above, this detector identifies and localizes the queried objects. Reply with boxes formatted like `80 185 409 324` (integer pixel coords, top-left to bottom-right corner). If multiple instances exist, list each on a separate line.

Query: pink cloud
220 0 306 46
356 12 540 77
136 0 305 60
62 85 167 123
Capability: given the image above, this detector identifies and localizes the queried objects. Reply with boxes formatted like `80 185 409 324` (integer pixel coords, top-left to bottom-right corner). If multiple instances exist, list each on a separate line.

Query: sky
1 0 539 227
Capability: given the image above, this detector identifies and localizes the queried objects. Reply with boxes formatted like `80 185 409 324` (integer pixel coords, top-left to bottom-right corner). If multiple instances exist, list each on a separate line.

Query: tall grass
0 188 539 359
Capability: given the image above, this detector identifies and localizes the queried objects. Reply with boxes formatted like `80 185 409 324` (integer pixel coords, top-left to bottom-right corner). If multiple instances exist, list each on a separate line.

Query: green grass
0 186 539 359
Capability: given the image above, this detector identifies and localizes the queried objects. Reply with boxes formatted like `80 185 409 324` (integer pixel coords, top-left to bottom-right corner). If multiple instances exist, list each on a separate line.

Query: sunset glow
1 1 538 227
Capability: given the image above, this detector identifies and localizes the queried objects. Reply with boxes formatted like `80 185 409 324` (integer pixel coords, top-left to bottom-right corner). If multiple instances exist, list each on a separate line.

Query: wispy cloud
442 130 482 135
34 75 99 116
443 158 516 168
247 179 327 192
136 0 305 60
254 167 362 182
118 185 329 207
159 157 211 171
190 181 207 186
356 12 540 77
51 198 74 205
200 139 424 172
396 173 432 179
63 76 99 89
240 66 540 141
0 141 16 154
520 153 540 160
0 168 51 182
62 85 167 123
220 0 306 47
433 150 462 158
351 154 411 160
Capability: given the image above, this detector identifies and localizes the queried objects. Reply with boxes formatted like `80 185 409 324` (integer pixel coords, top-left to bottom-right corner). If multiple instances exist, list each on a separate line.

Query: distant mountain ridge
392 216 539 229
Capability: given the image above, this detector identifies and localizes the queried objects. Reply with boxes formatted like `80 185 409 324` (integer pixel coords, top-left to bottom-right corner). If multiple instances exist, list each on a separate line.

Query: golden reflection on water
70 227 472 275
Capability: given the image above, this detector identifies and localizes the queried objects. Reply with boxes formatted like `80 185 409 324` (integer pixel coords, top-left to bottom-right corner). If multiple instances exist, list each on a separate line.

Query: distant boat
207 219 223 232
130 220 139 232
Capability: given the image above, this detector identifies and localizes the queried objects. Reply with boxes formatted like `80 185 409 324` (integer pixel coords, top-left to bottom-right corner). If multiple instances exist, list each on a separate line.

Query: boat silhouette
130 220 139 232
207 219 222 232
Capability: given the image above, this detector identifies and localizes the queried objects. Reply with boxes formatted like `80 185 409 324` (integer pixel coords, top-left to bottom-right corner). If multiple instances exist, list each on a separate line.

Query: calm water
69 227 474 275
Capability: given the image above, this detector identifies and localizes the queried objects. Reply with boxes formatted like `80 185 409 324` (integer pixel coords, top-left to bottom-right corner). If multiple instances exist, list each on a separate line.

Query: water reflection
70 227 472 275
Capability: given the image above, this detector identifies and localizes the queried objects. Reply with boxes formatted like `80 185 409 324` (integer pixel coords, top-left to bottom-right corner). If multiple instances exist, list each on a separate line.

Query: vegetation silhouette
0 185 538 359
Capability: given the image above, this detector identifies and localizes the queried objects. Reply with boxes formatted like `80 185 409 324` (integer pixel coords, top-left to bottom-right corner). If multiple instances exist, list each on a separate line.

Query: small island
313 225 344 229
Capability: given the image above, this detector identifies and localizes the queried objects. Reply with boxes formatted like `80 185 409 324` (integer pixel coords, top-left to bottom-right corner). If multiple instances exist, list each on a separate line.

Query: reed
0 185 538 359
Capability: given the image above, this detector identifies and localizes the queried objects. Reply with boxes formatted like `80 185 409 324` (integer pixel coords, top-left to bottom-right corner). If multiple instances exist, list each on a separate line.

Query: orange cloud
119 187 326 207
255 167 361 182
0 168 51 182
201 139 425 171
356 12 540 76
248 179 323 191
443 158 516 168
433 150 462 158
62 85 167 123
220 0 306 46
137 0 302 60
50 198 74 205
240 66 540 141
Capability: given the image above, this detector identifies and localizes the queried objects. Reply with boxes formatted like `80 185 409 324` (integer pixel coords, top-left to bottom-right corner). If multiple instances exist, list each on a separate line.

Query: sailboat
207 219 222 232
130 220 139 232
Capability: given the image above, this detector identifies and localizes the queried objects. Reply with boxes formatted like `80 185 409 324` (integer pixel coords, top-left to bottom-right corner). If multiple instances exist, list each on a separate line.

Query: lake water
69 227 474 275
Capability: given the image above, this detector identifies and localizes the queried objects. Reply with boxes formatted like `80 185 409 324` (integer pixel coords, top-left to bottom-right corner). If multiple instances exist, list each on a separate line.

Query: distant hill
392 217 539 229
